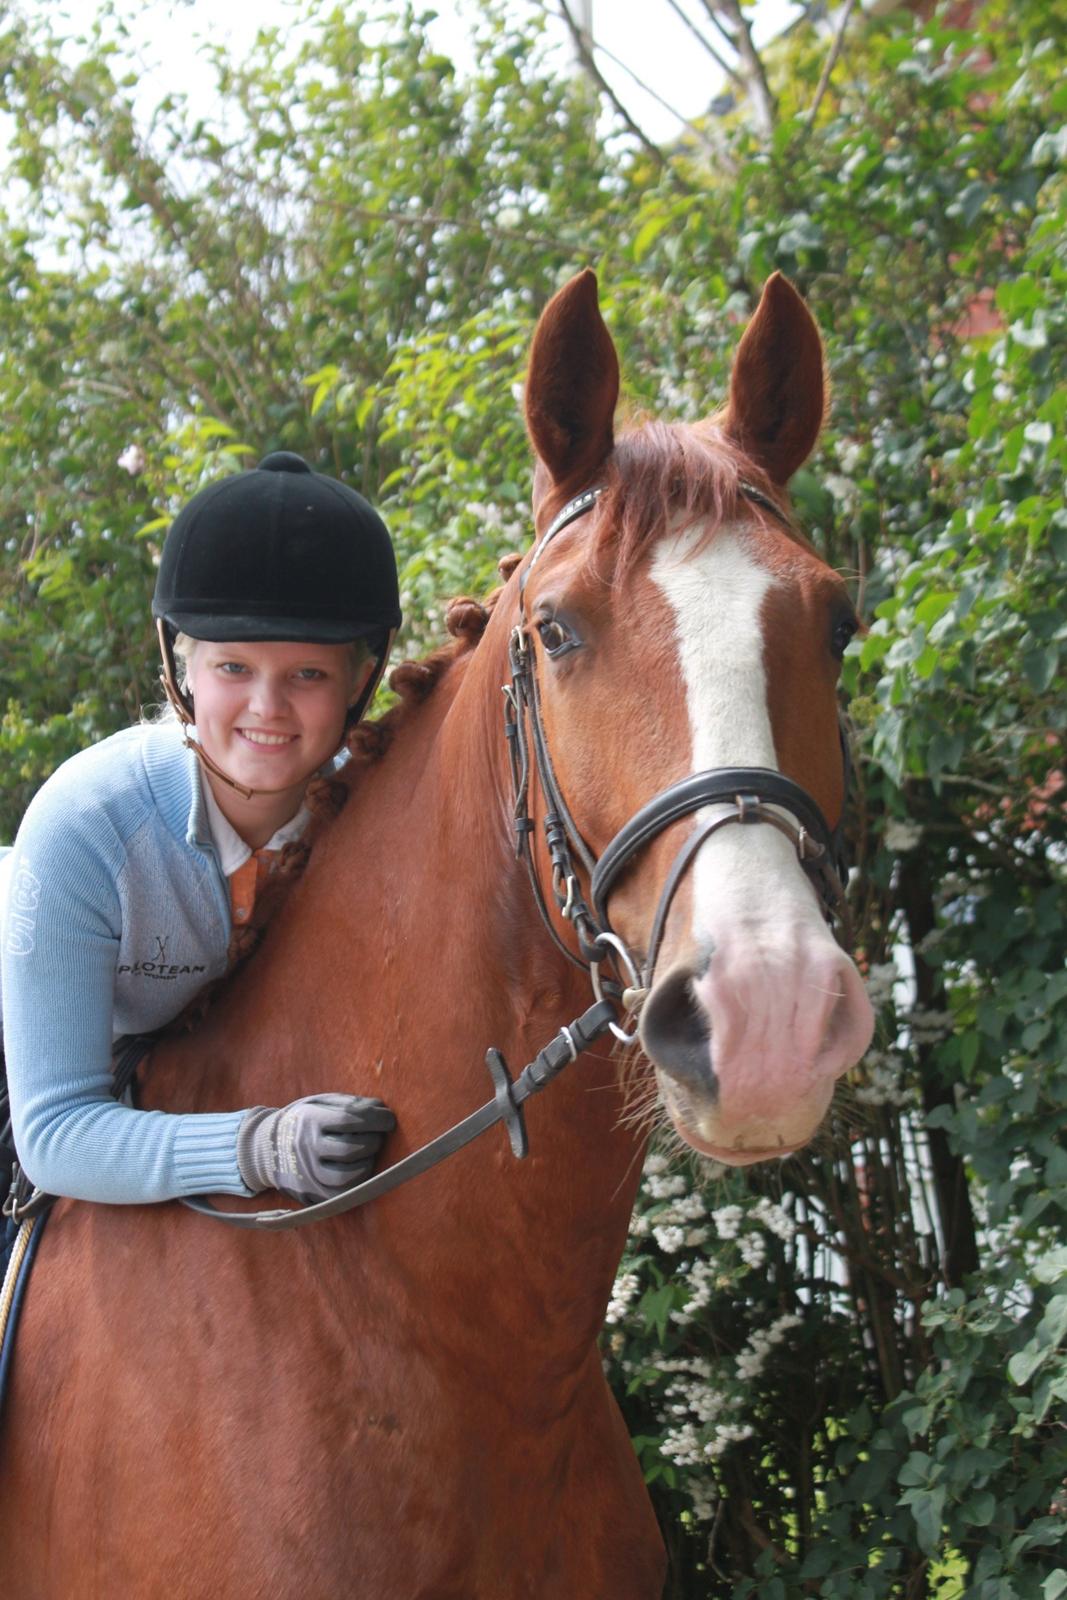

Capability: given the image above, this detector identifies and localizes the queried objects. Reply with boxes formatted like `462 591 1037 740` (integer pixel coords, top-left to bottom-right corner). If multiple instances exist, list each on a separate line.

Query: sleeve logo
5 863 41 956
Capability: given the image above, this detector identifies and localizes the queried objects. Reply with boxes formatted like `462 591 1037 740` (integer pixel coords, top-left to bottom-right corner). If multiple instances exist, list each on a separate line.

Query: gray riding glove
237 1094 396 1205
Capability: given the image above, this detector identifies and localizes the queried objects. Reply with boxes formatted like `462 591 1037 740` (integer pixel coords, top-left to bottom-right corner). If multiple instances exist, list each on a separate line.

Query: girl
1 451 400 1217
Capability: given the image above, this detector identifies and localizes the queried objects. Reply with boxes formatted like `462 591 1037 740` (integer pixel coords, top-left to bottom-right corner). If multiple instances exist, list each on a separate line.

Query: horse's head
519 269 874 1164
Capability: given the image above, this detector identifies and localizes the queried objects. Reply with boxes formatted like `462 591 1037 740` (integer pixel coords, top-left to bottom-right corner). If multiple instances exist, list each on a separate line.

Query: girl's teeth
241 731 292 746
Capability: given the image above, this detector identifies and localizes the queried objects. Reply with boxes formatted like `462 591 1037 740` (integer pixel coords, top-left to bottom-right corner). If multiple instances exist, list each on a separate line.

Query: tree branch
700 0 777 140
696 0 741 55
554 0 672 172
664 0 743 88
805 0 857 131
586 27 736 168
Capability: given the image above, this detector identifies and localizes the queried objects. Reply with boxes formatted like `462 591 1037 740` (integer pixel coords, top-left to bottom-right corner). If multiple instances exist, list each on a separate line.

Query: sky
45 0 806 147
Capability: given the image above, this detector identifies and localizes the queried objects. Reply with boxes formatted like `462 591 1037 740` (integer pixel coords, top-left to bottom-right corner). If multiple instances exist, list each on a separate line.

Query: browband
520 477 792 596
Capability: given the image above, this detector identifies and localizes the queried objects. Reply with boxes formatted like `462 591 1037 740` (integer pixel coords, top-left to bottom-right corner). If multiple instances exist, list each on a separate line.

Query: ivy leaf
905 1485 946 1556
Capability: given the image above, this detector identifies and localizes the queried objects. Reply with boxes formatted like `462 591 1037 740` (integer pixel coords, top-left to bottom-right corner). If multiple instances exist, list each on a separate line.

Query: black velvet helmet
152 452 400 749
152 451 401 646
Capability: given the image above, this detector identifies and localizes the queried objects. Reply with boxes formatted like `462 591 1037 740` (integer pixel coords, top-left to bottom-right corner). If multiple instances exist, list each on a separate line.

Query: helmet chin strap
155 618 396 803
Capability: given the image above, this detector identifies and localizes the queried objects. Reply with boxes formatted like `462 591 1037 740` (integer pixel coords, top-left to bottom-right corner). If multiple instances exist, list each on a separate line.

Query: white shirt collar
199 771 312 877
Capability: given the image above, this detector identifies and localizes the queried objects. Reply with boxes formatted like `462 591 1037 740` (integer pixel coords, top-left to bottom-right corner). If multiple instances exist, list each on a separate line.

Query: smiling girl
1 452 400 1215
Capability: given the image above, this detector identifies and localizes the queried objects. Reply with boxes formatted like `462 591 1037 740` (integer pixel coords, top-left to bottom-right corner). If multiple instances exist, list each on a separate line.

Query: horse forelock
591 417 801 580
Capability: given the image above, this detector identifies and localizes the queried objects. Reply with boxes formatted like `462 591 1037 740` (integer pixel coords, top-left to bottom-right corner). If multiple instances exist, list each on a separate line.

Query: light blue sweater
0 722 255 1204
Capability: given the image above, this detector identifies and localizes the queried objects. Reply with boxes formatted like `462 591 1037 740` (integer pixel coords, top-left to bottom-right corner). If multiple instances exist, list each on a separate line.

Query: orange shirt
227 848 280 927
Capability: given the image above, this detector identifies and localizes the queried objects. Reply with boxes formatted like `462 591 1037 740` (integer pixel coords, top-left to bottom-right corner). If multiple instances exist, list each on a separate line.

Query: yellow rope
0 1218 37 1350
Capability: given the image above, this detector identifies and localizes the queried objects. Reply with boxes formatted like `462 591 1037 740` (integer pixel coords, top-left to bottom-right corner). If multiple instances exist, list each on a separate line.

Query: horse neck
168 605 647 1361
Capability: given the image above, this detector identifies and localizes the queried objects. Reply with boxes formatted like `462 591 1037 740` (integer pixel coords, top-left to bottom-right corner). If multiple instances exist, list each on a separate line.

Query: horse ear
722 273 826 486
526 269 619 490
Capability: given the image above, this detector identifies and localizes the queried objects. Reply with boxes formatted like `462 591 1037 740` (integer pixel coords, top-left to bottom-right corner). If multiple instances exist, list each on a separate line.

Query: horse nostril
639 965 716 1098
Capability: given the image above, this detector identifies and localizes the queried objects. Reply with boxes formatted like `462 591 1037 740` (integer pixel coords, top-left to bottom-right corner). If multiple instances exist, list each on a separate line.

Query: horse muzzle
638 931 874 1165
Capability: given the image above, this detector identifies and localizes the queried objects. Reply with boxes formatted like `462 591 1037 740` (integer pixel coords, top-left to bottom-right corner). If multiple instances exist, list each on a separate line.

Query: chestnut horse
0 271 872 1597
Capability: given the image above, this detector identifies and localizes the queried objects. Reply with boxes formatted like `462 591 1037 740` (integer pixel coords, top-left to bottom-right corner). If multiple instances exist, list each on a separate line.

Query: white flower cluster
735 1313 803 1382
656 1357 754 1468
635 1161 710 1254
651 1313 805 1485
646 1173 689 1200
663 1416 755 1466
738 1233 766 1270
604 1271 641 1327
652 1205 709 1252
711 1197 793 1251
688 1479 718 1524
865 961 900 1011
884 818 923 852
661 1408 754 1466
907 1007 955 1046
464 499 505 529
711 1203 743 1239
463 500 525 541
660 1198 795 1325
855 1049 912 1108
670 1258 718 1326
824 473 858 512
836 437 864 475
750 1197 796 1242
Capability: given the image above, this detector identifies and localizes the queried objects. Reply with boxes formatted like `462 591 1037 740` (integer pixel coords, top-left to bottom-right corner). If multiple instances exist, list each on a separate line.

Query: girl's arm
2 821 251 1206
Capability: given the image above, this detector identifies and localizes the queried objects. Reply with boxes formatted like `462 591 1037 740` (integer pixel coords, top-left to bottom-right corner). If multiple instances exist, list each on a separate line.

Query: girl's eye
217 661 249 675
294 668 326 681
536 617 578 657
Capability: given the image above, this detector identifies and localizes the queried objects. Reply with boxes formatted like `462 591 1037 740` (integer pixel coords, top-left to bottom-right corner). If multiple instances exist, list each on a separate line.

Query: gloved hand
237 1093 396 1205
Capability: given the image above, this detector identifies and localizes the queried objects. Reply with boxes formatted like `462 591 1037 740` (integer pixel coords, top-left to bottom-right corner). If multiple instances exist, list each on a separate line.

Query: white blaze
645 520 874 1157
649 521 828 938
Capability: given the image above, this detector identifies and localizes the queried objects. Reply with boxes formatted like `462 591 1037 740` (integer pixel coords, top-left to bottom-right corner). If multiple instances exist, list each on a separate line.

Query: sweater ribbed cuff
172 1111 255 1197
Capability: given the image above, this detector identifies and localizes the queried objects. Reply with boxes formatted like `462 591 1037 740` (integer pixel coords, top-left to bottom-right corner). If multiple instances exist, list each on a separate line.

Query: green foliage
592 5 1067 1591
0 0 612 835
0 1 1064 1594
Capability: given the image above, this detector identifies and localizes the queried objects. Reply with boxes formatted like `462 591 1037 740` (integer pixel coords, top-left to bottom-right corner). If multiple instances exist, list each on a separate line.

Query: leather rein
6 484 850 1233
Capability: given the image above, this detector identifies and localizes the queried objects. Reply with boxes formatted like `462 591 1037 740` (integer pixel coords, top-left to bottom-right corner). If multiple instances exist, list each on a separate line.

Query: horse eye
537 617 578 657
831 615 858 660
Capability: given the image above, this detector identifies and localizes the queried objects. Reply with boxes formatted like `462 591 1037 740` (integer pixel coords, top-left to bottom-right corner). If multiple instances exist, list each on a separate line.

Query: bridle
5 481 853 1233
505 483 852 1043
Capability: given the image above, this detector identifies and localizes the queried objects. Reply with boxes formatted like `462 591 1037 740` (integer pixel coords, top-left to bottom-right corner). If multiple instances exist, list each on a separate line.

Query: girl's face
185 639 368 799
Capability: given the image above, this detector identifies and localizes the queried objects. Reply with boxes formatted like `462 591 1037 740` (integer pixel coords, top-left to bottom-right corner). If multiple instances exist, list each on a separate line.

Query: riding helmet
152 451 401 647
